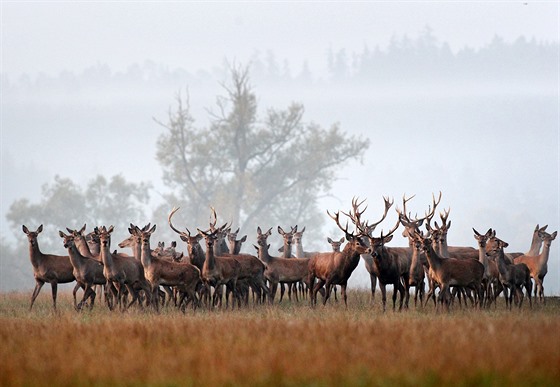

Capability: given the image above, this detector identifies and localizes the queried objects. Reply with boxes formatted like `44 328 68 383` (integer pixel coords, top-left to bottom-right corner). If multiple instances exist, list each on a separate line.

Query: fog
1 2 558 294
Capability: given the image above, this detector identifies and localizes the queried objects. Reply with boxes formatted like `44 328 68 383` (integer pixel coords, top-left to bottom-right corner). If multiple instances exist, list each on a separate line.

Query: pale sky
2 1 558 77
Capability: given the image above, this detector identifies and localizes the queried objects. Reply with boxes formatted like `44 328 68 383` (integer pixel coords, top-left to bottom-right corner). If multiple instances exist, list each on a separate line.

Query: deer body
417 234 484 311
97 226 151 311
138 225 201 311
255 227 311 304
23 225 76 311
59 230 106 310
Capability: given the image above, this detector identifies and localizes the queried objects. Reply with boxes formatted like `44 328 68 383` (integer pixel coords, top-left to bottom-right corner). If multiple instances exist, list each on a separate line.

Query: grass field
1 290 559 386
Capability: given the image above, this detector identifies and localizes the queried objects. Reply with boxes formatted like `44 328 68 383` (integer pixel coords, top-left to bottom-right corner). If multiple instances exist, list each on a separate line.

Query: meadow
1 290 559 387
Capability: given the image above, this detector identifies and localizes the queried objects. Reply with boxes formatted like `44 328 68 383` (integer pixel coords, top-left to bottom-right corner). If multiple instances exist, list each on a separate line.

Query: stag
308 197 370 308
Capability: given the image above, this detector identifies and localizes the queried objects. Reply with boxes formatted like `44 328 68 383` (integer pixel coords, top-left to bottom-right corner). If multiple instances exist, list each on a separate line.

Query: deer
513 229 556 303
96 226 152 311
326 236 345 302
472 228 503 308
308 197 371 308
120 224 185 308
255 226 313 304
358 197 408 312
22 225 76 311
412 230 484 312
277 225 300 302
58 230 107 310
136 224 202 312
198 227 242 309
485 232 532 310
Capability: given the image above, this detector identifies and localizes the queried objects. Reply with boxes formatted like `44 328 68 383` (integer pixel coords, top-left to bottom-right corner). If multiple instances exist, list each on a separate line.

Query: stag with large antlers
308 197 371 308
360 197 410 312
23 225 76 311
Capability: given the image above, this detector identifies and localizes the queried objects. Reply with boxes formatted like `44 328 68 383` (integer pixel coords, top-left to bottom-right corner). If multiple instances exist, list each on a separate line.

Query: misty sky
1 1 559 294
2 2 557 78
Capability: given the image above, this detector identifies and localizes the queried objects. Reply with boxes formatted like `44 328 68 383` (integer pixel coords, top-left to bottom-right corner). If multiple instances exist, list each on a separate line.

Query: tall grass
1 291 559 386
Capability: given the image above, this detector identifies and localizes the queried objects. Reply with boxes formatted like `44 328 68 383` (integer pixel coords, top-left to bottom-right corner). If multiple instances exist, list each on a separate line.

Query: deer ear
551 231 557 240
171 241 176 247
301 226 306 233
37 224 43 233
257 226 262 235
339 237 345 243
253 244 259 251
384 234 394 243
108 225 114 233
180 235 188 242
277 226 284 235
59 230 65 238
240 235 247 243
22 225 29 234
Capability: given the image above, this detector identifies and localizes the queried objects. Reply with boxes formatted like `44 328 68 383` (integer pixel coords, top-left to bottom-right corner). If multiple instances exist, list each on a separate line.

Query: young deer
278 225 298 302
23 225 76 311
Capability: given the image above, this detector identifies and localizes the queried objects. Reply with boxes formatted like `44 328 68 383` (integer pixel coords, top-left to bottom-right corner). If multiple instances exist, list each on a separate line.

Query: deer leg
279 283 286 303
50 282 59 312
369 274 376 306
380 284 387 313
322 281 332 306
29 280 45 311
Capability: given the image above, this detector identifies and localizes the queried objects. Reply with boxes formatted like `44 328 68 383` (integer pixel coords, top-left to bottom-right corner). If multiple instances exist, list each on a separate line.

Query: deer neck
477 242 488 268
527 231 543 256
409 247 422 278
257 244 273 263
438 238 449 258
423 243 443 271
74 236 96 259
496 248 509 277
140 241 153 269
538 242 552 266
66 243 84 269
294 241 305 258
282 242 293 258
28 240 42 268
100 241 114 270
204 246 216 271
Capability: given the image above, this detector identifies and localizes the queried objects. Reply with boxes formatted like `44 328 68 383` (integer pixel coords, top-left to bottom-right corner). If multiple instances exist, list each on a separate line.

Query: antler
395 193 416 223
327 210 352 237
168 207 191 237
366 196 393 234
209 207 218 231
342 197 367 229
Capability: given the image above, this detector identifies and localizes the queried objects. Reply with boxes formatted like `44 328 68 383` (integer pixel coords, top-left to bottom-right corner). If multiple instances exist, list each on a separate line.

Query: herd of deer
22 193 556 313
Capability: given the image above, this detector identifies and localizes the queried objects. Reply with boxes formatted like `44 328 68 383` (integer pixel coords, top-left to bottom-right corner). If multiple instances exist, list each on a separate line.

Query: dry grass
1 290 559 386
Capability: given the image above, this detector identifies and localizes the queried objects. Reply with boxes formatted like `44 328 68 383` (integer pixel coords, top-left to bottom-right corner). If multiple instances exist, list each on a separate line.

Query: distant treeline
3 30 557 91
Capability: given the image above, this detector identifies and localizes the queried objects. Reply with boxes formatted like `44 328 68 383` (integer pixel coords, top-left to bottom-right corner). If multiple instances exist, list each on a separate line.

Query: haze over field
1 2 558 293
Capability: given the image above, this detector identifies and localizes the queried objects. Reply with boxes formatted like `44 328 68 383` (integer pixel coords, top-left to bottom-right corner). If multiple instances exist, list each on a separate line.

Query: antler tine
382 216 401 239
440 207 450 224
328 210 351 236
209 207 218 230
367 196 394 232
341 196 367 227
397 193 416 222
168 207 186 236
